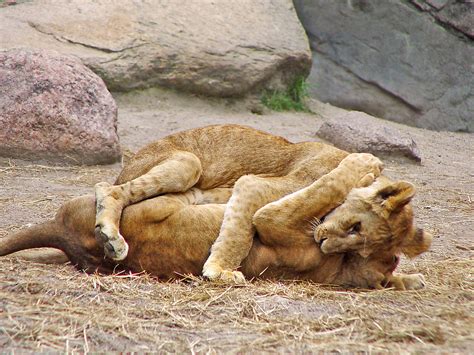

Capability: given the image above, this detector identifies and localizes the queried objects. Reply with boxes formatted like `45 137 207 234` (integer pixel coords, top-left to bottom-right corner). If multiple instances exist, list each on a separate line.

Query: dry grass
1 107 473 352
0 256 472 353
1 162 473 352
0 160 120 238
0 160 117 187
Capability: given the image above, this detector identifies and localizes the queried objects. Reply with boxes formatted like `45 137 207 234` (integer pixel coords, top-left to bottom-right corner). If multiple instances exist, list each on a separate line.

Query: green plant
261 77 310 112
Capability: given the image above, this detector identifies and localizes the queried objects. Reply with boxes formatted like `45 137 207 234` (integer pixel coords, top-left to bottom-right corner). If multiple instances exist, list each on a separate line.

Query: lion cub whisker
309 217 322 231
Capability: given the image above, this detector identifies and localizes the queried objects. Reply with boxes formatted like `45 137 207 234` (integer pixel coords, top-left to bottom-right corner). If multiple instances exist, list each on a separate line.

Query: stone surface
316 111 422 162
411 0 474 38
294 0 474 132
0 0 311 97
0 49 121 165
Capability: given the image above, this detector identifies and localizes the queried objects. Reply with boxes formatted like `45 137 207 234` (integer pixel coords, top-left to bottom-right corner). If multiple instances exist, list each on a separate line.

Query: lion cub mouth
389 255 400 272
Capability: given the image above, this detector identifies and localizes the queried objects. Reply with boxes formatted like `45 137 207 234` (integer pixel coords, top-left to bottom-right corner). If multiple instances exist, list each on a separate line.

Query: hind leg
202 175 305 283
95 151 203 261
127 187 233 224
6 249 69 264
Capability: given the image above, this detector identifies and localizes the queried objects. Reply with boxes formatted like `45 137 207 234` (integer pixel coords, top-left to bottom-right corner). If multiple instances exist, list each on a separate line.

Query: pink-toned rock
0 49 121 165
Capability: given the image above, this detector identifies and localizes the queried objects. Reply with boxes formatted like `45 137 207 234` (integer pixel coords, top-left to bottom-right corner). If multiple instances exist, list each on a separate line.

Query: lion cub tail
0 221 69 264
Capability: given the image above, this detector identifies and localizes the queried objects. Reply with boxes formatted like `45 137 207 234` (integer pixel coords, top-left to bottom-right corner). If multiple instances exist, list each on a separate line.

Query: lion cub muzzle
314 224 354 254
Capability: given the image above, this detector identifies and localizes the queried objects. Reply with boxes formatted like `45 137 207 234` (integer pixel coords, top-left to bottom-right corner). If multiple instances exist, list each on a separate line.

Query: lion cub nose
314 226 327 244
317 236 328 247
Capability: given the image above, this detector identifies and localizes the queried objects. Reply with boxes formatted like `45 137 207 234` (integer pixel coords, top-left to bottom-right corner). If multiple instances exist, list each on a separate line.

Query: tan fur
1 154 431 290
92 124 431 284
94 125 351 277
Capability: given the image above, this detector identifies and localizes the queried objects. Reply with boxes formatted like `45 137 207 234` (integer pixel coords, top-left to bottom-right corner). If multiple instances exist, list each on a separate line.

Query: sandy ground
0 88 473 352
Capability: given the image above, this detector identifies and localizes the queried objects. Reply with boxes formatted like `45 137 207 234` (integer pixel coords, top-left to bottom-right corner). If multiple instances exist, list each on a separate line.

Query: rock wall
0 0 311 97
294 0 473 132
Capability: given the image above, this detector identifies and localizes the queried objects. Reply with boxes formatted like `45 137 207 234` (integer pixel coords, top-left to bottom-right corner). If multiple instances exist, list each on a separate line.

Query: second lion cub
95 124 383 282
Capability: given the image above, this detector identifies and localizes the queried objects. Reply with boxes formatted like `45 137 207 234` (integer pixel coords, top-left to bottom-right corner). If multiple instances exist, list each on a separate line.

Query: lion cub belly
241 240 324 280
122 205 225 279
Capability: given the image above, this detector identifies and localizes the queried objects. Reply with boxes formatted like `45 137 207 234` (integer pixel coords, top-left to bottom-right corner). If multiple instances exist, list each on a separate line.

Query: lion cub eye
348 222 361 235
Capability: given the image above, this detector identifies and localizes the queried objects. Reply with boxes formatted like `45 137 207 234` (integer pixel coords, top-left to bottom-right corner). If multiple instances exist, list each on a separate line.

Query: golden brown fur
1 154 431 290
93 124 368 282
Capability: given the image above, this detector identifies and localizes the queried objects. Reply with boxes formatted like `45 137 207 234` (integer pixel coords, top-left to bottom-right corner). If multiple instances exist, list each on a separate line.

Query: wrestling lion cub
1 153 431 290
93 124 430 284
94 124 372 281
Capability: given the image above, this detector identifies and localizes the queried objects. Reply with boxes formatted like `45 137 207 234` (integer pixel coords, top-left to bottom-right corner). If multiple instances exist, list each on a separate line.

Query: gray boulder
410 0 474 39
294 0 474 132
316 111 422 162
0 0 311 97
0 49 121 165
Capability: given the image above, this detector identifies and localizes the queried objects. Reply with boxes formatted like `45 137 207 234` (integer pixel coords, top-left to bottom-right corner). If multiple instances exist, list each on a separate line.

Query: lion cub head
315 177 432 258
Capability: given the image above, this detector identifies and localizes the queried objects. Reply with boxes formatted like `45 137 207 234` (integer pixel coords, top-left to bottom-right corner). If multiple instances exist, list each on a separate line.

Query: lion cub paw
357 173 375 188
342 153 384 178
95 182 129 261
94 225 129 261
202 263 246 284
220 270 246 284
402 273 426 290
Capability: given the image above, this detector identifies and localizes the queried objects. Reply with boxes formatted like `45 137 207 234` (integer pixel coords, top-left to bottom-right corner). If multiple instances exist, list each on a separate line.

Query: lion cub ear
376 181 416 216
402 228 433 258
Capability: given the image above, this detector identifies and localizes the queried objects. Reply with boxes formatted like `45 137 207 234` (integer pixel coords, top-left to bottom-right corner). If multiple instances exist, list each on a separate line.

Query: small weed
261 77 310 112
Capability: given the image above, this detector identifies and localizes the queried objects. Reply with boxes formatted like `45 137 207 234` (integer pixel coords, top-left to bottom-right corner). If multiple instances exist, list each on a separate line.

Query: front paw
357 173 375 188
94 225 129 261
402 273 426 290
342 153 384 178
202 262 246 284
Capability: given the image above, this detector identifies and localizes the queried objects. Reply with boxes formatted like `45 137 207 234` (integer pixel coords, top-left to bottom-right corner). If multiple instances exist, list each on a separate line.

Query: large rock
316 111 422 162
0 0 311 97
0 49 121 165
294 0 474 132
410 0 474 39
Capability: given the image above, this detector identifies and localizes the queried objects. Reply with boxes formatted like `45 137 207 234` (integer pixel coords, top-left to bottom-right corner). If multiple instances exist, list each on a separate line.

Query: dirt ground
0 88 473 353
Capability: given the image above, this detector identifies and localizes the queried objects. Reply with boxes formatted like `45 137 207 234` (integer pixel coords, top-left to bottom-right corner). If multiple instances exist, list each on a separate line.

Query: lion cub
1 153 431 290
94 125 358 280
92 124 429 286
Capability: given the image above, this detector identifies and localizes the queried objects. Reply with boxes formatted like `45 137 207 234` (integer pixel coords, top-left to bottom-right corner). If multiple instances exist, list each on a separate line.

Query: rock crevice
295 0 473 132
